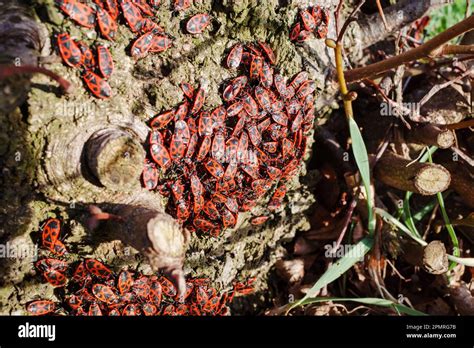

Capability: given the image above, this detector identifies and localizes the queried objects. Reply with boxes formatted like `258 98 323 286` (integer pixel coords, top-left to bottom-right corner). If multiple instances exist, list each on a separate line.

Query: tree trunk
0 0 334 314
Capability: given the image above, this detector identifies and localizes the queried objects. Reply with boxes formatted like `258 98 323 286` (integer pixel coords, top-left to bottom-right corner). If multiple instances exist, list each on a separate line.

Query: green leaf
403 191 422 239
289 237 374 311
427 149 460 269
297 297 428 316
348 117 375 234
375 208 427 246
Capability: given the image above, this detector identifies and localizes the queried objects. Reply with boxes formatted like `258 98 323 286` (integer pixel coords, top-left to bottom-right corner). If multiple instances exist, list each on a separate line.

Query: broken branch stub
99 199 189 296
85 128 145 191
374 151 451 195
38 112 188 290
406 124 455 149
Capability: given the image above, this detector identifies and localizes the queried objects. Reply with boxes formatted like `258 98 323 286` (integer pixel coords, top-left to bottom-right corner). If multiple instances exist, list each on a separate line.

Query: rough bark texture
0 0 345 314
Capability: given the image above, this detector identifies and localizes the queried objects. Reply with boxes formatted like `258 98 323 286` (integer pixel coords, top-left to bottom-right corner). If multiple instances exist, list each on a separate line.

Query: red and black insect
26 300 55 316
250 55 264 80
149 35 172 53
162 304 175 316
57 33 83 68
131 31 155 59
119 0 144 32
83 71 112 99
257 41 276 65
180 82 195 100
76 41 96 70
97 45 114 79
142 303 158 316
41 218 61 251
89 302 103 316
174 0 190 12
221 208 236 229
92 284 118 304
43 269 67 287
66 295 82 310
118 270 134 294
35 258 68 273
142 161 159 190
186 13 211 34
250 216 269 225
149 280 163 307
72 262 87 282
56 0 96 28
85 259 112 279
159 276 177 297
151 110 174 129
134 0 154 16
226 43 243 69
205 158 224 179
96 6 118 41
191 87 206 114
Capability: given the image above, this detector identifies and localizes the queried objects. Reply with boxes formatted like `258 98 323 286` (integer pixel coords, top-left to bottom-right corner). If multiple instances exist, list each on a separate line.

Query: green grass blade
427 151 460 268
447 255 474 267
412 198 438 223
375 208 427 246
297 297 428 316
289 237 374 310
348 117 375 234
403 191 422 238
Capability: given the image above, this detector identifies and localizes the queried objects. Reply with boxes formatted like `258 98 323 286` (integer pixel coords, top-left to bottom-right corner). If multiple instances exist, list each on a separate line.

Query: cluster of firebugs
27 218 254 315
46 1 329 314
55 0 211 98
142 38 321 236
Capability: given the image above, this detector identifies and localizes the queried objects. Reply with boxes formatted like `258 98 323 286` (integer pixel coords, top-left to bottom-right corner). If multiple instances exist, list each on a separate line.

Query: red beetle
97 45 114 79
26 300 55 316
76 40 95 70
150 143 172 170
142 162 159 190
120 0 144 32
85 259 112 279
96 6 118 41
257 41 276 64
92 284 118 304
41 218 61 251
186 13 211 34
57 33 83 68
174 0 190 11
221 208 237 228
57 0 96 28
131 31 155 59
191 87 206 114
43 269 67 287
205 158 224 179
118 270 134 294
226 43 243 69
300 9 316 31
151 110 174 129
83 71 112 99
149 35 172 53
249 55 263 80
